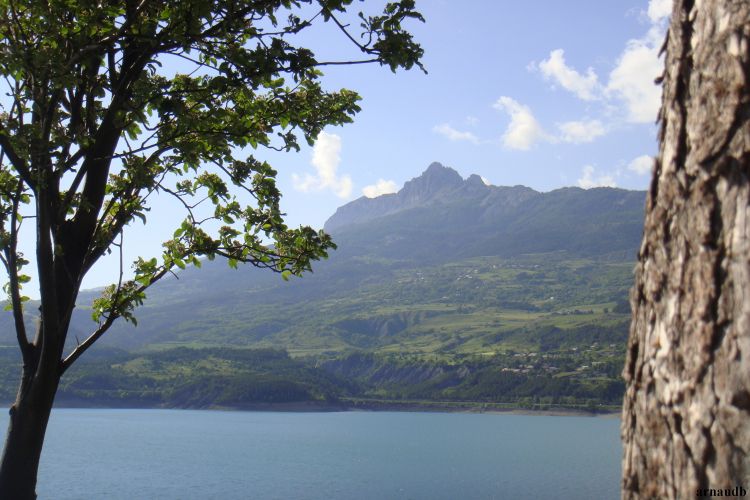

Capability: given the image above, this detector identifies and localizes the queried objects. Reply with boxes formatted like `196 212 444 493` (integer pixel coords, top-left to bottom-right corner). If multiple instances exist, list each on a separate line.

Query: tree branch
1 184 31 364
0 128 35 191
34 173 62 363
324 9 371 53
60 264 171 374
314 59 380 67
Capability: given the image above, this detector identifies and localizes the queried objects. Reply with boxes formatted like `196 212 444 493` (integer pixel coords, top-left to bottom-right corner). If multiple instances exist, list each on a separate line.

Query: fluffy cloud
605 0 670 123
491 99 605 149
533 0 670 125
362 179 398 198
538 49 601 101
577 165 617 189
292 131 353 198
493 96 547 150
606 38 663 123
557 120 605 144
627 154 654 175
536 41 662 124
647 0 672 23
433 123 480 144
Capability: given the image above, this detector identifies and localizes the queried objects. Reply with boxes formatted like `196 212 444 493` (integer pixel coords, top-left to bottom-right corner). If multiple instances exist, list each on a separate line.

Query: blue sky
10 0 673 295
94 0 673 290
271 0 669 229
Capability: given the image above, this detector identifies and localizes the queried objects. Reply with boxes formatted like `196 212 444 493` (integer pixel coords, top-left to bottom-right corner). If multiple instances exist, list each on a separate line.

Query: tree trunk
0 334 60 500
0 364 59 499
621 0 750 498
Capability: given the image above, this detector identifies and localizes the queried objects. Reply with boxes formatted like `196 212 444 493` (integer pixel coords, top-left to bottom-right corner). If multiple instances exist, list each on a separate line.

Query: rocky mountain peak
466 174 485 186
399 162 464 202
324 162 525 233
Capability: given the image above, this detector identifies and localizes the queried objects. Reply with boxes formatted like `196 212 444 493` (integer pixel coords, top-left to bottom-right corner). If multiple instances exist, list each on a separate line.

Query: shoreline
337 399 621 417
42 398 621 418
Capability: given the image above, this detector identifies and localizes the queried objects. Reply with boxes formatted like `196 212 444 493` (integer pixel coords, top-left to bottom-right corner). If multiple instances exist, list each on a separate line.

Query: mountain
325 162 534 233
325 162 644 263
0 162 646 355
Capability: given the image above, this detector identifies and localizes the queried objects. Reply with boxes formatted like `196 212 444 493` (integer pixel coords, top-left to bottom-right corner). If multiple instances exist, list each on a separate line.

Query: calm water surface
16 409 620 499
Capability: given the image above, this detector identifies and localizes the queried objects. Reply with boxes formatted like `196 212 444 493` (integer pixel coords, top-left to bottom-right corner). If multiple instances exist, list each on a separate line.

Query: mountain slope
0 162 645 355
326 162 644 263
325 162 537 233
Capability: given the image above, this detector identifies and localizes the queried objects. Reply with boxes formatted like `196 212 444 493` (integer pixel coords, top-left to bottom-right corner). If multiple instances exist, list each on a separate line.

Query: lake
16 409 620 499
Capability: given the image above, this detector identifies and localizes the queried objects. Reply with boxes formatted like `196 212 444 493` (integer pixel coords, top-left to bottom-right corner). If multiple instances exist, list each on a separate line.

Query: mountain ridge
324 162 645 264
325 162 540 233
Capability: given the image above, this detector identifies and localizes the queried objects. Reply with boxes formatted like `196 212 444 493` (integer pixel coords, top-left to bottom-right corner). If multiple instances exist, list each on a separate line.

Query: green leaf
0 0 422 364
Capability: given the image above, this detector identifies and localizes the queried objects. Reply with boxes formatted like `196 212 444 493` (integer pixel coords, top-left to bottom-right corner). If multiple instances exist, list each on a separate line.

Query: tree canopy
0 0 424 369
0 2 424 496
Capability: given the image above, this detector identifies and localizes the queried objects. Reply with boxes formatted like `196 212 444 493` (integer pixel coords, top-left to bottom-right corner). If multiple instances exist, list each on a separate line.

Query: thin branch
3 183 31 364
314 59 379 66
211 160 258 199
57 165 88 220
324 9 370 53
159 185 198 223
7 0 31 49
115 231 124 298
60 264 172 373
107 47 118 88
169 51 221 75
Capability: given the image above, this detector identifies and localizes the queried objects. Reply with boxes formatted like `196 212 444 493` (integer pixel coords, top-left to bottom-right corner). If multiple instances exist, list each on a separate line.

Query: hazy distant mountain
0 162 646 353
325 162 538 232
325 162 645 263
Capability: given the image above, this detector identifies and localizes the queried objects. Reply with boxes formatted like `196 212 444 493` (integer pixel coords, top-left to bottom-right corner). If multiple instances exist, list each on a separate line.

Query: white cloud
606 1 669 124
607 38 663 123
292 131 353 198
491 98 605 149
480 176 492 186
627 154 653 175
557 120 606 144
465 116 480 127
493 96 547 150
647 0 672 23
531 2 669 126
433 123 480 144
362 179 398 198
538 49 601 101
577 165 617 189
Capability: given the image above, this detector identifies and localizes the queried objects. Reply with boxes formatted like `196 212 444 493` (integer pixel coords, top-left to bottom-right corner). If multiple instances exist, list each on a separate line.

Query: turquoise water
22 409 619 499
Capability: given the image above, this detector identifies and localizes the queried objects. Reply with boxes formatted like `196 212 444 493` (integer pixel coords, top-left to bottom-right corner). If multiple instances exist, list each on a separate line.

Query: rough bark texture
622 0 750 498
0 369 58 499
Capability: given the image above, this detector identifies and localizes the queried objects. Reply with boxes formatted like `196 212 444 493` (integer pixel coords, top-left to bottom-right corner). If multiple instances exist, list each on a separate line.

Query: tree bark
622 0 750 498
0 360 59 499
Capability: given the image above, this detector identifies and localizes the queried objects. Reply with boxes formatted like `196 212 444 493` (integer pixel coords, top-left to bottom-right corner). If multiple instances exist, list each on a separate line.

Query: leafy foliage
0 0 424 370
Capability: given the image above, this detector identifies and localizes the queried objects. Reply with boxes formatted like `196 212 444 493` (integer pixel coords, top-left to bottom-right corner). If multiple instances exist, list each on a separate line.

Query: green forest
0 253 632 412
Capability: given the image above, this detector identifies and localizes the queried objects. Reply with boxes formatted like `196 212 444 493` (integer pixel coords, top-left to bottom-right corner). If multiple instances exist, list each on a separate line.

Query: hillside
0 162 645 410
1 163 645 354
